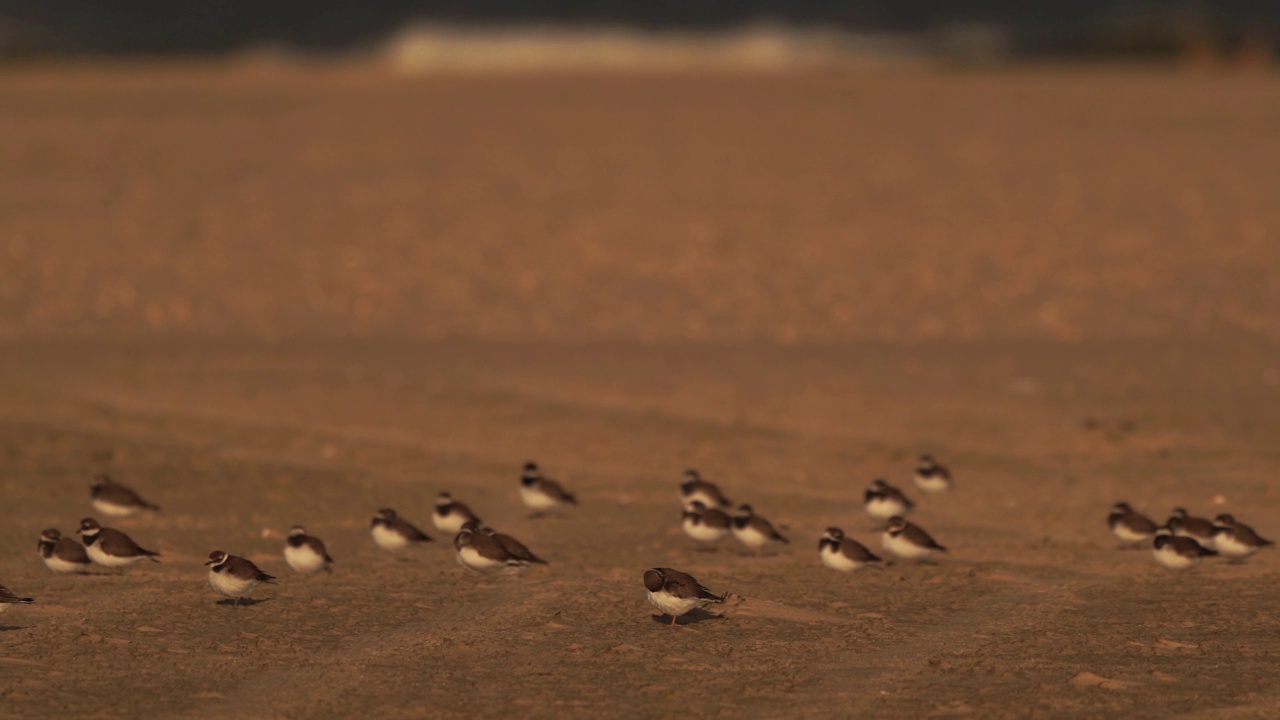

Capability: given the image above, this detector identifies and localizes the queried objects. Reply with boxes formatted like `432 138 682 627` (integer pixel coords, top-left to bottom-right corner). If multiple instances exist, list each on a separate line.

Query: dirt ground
0 63 1278 719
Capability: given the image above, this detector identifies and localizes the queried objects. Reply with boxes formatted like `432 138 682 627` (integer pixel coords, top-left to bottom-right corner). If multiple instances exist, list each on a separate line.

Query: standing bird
519 462 578 515
731 504 789 554
479 526 548 565
912 454 954 494
1166 508 1218 550
0 583 34 614
37 528 93 574
818 527 882 573
205 551 276 607
90 474 160 518
77 518 160 570
682 500 733 549
1152 531 1216 571
679 469 731 511
864 479 914 523
1107 502 1158 547
453 523 527 574
881 516 947 561
643 567 725 626
1212 514 1274 560
283 526 334 576
432 492 482 534
370 508 433 556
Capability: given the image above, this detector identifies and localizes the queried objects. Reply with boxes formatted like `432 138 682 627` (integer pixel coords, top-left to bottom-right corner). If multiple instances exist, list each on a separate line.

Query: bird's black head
643 569 666 592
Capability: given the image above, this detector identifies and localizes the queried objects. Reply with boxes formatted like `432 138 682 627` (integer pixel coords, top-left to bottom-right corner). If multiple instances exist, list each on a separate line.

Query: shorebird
818 527 882 572
881 516 946 561
1107 502 1158 547
520 462 578 515
731 504 789 554
912 454 954 494
370 508 433 555
90 474 160 518
37 528 93 574
864 479 914 523
284 526 334 576
77 518 160 570
682 500 732 549
643 567 725 626
205 551 276 607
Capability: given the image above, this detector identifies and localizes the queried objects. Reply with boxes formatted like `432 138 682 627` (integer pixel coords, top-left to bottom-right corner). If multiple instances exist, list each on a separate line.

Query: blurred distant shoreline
0 2 1275 70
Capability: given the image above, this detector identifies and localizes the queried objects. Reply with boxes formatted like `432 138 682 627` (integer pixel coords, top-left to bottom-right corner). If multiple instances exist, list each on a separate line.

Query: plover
682 500 733 549
818 527 882 572
37 528 92 574
370 508 433 555
77 518 160 569
881 516 946 561
90 474 160 518
520 462 578 515
453 523 526 574
479 526 548 565
731 504 789 554
1152 531 1216 571
1107 502 1158 547
1212 514 1274 560
864 479 914 522
643 567 725 626
205 551 276 607
913 454 954 494
680 469 731 511
284 526 334 576
1166 508 1218 550
432 492 482 534
0 583 34 614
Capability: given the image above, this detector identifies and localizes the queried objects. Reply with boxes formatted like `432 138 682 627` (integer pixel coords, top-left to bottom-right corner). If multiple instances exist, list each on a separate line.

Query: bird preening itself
643 567 725 626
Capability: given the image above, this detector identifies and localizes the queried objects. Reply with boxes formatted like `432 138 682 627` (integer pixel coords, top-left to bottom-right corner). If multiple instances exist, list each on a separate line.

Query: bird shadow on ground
215 598 274 608
0 625 28 632
650 609 725 626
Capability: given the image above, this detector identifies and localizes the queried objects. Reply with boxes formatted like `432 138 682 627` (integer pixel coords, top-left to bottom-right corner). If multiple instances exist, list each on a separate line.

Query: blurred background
0 1 1275 344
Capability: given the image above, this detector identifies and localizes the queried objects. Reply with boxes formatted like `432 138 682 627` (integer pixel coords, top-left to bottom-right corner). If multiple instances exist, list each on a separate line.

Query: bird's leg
670 615 677 627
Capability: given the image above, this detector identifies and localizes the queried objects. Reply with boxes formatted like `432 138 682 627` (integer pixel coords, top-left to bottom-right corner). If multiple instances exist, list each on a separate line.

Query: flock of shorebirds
0 455 1273 625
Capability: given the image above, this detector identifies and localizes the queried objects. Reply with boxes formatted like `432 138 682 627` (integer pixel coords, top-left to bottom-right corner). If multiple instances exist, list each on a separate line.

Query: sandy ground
0 64 1279 719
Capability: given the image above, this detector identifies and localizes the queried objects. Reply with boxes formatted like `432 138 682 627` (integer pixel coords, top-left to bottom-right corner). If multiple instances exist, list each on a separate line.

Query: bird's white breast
42 554 87 574
1153 545 1197 570
371 524 408 552
433 511 469 534
520 485 559 510
1213 534 1255 559
284 544 327 575
820 545 865 572
86 542 145 568
882 532 933 560
1112 523 1152 545
865 497 909 521
913 474 951 494
646 589 700 618
456 546 508 573
732 523 771 549
683 517 729 544
92 499 139 518
209 569 258 597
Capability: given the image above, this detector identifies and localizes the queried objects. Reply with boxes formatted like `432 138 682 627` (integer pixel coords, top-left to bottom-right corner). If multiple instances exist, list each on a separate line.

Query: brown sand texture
0 63 1279 719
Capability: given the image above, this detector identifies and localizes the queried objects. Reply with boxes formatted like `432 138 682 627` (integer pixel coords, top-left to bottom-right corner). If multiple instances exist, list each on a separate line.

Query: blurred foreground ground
0 64 1278 718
